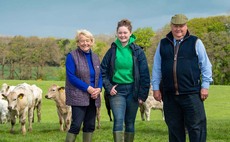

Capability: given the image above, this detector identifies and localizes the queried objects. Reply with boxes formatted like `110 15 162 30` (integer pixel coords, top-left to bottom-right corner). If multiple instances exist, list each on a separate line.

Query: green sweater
112 34 136 84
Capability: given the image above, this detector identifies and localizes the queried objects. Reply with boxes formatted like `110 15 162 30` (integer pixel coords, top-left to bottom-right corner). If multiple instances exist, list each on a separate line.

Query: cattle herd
0 83 164 135
0 83 43 135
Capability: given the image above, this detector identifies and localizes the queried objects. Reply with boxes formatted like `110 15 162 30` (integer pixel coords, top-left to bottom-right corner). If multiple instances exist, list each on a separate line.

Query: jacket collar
166 30 191 43
111 42 139 51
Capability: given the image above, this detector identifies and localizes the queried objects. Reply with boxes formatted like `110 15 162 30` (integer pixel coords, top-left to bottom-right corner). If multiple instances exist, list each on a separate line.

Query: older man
151 14 213 142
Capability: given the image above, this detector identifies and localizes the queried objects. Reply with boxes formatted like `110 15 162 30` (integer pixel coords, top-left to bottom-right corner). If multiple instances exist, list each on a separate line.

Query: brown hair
116 19 132 32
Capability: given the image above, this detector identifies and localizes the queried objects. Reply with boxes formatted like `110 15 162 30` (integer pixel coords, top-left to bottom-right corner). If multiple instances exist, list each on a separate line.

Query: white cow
0 97 10 124
0 83 16 96
20 83 42 123
30 84 42 123
139 90 164 121
45 84 71 131
4 83 35 135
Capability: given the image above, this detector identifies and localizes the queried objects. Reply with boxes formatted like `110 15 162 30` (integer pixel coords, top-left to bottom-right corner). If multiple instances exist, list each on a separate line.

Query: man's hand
153 90 162 102
138 99 143 105
201 88 209 101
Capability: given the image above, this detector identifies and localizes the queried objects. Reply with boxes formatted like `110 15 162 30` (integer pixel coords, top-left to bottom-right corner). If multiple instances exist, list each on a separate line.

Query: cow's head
45 84 64 100
7 92 25 111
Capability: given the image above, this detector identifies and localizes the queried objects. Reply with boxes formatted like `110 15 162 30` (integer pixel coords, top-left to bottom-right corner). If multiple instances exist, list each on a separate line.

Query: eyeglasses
78 39 91 44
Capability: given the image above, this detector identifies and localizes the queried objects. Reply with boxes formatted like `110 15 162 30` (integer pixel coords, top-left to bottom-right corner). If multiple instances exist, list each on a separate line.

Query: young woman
101 19 150 142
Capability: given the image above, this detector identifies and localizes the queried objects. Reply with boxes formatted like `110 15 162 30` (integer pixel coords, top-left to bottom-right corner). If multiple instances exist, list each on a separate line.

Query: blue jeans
163 93 206 142
68 99 96 134
109 83 139 132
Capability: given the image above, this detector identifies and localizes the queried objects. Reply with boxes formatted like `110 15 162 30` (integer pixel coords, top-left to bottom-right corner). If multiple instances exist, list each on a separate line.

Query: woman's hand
110 84 118 96
87 86 101 99
87 86 94 94
91 88 101 99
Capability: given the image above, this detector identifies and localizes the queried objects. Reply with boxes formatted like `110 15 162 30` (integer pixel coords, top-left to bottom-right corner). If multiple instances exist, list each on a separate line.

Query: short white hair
75 29 95 44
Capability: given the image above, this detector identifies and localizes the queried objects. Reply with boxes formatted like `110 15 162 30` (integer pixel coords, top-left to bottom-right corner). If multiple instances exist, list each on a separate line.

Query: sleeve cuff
201 82 210 89
152 84 159 90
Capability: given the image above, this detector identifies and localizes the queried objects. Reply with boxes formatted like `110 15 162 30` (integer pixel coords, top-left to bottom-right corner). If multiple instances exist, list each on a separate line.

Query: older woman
65 29 102 142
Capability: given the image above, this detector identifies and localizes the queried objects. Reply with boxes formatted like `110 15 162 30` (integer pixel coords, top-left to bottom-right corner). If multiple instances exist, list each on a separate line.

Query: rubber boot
65 132 77 142
113 131 124 142
83 132 93 142
124 132 134 142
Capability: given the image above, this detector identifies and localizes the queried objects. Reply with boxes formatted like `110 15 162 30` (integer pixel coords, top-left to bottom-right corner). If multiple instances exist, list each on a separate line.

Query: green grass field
0 80 229 142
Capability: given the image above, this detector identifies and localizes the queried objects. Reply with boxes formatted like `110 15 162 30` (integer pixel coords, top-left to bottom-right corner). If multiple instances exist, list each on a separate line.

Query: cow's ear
2 94 8 100
58 87 65 91
6 86 10 91
18 93 24 99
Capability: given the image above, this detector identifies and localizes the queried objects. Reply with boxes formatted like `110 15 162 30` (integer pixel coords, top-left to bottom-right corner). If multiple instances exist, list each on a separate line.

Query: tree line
0 15 229 85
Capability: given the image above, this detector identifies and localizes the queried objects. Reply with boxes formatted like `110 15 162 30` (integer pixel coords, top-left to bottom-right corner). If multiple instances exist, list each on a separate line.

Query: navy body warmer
65 48 101 107
160 32 201 95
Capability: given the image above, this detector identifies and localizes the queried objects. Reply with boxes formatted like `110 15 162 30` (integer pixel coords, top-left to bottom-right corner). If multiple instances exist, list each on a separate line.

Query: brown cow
45 84 71 131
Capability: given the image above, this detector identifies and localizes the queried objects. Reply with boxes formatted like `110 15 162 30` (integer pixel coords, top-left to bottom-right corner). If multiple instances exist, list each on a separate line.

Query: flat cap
171 14 188 24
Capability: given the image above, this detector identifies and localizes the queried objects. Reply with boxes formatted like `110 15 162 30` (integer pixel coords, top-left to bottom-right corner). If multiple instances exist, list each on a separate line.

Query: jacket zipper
173 40 180 95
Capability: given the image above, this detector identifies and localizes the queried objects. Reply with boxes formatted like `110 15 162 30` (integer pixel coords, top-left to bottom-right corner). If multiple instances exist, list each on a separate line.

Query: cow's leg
28 107 34 132
20 110 27 135
145 108 151 121
37 101 42 122
32 107 35 123
10 114 16 134
63 115 67 131
139 104 145 121
32 99 38 123
57 110 64 131
63 113 71 131
141 112 145 121
66 111 71 131
161 109 165 120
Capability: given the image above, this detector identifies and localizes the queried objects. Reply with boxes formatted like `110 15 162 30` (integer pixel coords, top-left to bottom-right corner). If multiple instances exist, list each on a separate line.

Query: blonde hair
75 29 95 44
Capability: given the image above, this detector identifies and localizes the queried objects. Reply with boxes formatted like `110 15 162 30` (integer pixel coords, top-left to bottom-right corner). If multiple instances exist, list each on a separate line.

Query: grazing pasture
0 80 229 142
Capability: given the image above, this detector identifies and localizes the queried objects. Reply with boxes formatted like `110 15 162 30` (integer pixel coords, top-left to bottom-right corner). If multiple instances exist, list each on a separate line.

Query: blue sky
1 0 230 39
